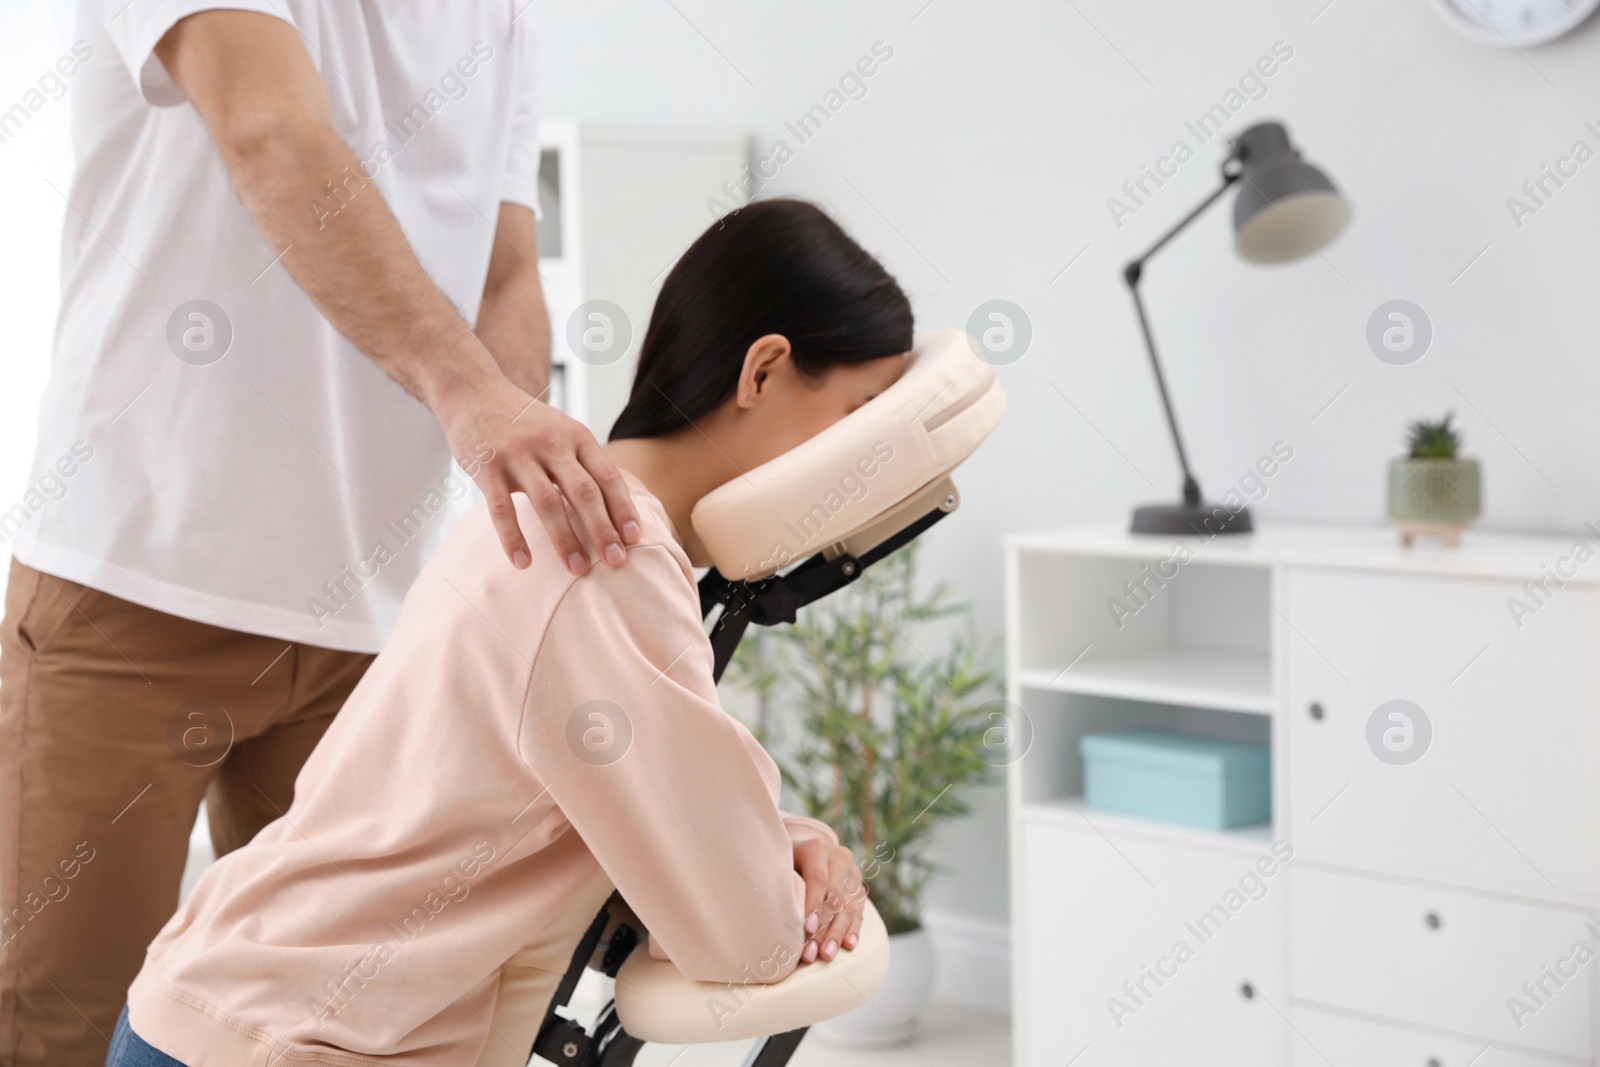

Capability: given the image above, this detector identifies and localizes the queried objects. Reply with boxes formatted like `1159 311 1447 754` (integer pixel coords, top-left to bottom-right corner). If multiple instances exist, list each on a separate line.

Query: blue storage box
1079 729 1271 830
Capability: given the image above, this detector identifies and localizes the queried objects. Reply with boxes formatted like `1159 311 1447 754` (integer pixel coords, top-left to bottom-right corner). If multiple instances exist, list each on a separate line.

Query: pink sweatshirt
127 475 836 1066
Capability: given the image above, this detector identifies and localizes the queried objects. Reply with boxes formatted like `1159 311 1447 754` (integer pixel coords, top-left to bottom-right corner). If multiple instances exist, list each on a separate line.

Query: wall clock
1431 0 1600 44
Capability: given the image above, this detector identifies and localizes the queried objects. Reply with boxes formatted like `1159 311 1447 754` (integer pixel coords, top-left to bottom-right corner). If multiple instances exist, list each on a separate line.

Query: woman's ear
736 334 792 409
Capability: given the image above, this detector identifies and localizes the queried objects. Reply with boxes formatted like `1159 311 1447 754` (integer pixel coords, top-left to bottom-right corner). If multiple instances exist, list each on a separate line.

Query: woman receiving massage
107 199 912 1067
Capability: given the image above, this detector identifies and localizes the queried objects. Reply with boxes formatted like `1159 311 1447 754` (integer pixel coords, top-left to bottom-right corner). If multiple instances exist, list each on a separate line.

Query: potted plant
726 543 998 1044
1388 412 1481 546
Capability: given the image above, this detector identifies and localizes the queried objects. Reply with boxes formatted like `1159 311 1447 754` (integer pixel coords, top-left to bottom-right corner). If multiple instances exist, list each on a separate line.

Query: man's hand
155 10 640 573
793 837 865 963
462 202 639 570
434 372 639 572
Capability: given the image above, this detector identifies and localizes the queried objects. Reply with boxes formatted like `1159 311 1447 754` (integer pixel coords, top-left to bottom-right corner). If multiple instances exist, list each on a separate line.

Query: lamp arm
1125 169 1240 270
1125 278 1201 507
1121 169 1241 509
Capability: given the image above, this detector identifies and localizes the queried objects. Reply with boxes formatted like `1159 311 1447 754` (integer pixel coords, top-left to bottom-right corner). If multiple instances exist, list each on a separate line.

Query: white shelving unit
536 119 747 434
1007 523 1600 1066
1015 648 1273 714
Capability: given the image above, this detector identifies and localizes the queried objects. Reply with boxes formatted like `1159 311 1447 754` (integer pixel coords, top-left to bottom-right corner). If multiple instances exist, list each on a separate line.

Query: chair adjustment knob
534 1015 591 1064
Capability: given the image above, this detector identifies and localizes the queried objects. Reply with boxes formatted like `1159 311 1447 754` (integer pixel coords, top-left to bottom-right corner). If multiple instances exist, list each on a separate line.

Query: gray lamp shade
1231 122 1351 265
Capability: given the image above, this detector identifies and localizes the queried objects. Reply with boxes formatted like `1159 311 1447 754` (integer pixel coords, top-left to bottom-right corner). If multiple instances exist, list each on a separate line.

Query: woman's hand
793 837 865 964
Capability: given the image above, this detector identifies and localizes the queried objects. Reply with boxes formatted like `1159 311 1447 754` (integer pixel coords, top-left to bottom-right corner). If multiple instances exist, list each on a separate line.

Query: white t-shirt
9 0 542 653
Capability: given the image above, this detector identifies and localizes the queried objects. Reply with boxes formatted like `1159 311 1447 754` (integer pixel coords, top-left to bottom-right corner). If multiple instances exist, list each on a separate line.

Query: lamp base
1130 502 1254 537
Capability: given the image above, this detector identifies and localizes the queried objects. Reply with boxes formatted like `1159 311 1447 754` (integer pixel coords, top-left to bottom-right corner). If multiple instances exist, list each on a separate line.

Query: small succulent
1406 412 1462 460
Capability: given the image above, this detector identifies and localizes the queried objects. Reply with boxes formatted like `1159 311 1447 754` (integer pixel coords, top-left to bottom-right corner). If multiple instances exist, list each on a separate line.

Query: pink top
127 475 835 1066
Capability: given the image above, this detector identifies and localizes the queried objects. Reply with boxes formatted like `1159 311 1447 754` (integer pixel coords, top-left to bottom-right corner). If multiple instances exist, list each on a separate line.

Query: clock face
1433 0 1600 44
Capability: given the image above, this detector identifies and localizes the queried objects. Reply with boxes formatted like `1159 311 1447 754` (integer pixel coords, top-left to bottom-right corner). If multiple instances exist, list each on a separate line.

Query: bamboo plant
726 544 998 935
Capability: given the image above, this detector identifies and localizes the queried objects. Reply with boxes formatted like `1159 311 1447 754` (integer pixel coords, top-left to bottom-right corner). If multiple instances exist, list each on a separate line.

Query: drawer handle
1309 701 1325 721
1425 911 1442 930
1239 981 1255 1000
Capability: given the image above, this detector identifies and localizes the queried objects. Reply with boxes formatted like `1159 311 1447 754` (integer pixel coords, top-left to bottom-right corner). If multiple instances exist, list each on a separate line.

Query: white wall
6 0 1595 935
534 0 1600 926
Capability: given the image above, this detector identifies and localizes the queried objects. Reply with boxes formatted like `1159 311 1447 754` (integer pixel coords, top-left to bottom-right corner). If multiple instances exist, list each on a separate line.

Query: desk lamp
1124 120 1350 535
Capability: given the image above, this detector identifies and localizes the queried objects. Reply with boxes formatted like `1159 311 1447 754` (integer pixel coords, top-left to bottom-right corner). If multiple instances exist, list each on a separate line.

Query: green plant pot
1387 458 1482 525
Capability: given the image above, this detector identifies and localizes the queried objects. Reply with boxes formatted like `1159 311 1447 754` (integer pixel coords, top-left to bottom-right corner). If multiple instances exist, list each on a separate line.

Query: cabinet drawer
1018 817 1286 1066
1291 1006 1575 1066
1290 867 1594 1059
1284 569 1600 894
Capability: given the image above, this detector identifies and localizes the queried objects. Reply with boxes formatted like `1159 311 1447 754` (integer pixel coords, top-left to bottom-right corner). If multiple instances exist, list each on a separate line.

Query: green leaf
1405 411 1462 459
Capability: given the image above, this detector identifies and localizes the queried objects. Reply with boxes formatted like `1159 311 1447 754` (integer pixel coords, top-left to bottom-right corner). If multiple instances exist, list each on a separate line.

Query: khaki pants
0 561 373 1067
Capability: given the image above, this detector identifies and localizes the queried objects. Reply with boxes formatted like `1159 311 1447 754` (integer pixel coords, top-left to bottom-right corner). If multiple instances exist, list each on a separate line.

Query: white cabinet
1290 868 1594 1059
1291 1006 1575 1066
1018 818 1285 1066
1283 569 1600 896
1007 525 1600 1066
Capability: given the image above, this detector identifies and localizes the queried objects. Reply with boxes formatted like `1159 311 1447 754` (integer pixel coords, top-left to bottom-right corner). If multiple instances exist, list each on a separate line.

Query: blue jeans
105 1005 189 1067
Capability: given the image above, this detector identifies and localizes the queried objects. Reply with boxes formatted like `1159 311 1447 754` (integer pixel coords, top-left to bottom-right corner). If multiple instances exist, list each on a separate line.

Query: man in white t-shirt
0 5 644 1062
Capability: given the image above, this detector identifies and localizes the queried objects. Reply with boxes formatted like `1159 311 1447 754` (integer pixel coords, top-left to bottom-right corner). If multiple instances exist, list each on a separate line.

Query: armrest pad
613 901 890 1044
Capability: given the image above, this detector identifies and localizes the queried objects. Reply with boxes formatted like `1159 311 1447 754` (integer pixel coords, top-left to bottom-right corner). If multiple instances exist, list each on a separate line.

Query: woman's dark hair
608 199 912 441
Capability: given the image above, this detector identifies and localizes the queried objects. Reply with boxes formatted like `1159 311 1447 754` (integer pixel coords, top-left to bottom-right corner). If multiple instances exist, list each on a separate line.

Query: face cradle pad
690 328 1007 583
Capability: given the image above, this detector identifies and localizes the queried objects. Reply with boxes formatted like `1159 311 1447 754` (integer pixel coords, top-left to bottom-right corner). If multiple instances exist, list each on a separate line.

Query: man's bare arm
155 11 638 573
476 204 551 400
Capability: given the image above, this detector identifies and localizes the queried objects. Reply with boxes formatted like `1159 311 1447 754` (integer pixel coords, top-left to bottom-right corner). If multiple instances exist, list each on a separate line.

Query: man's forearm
219 118 501 412
476 268 550 399
152 8 640 571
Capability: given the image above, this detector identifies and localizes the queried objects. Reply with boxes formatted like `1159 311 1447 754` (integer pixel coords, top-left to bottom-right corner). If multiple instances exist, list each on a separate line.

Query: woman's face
730 337 906 471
